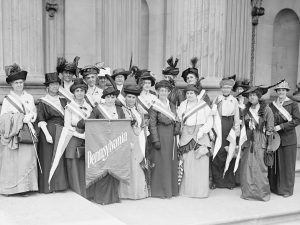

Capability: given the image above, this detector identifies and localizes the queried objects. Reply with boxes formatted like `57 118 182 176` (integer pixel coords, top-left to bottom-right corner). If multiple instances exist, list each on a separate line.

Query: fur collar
244 100 267 117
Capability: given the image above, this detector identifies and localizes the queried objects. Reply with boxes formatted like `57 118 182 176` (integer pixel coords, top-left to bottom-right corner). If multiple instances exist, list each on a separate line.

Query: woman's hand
23 114 32 123
46 134 53 144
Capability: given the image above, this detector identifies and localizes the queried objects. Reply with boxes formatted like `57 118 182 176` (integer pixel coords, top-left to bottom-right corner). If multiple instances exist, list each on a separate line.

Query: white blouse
1 90 36 118
64 100 92 128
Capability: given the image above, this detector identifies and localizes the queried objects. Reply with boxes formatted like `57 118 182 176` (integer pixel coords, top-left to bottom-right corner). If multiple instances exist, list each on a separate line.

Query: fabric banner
85 119 134 187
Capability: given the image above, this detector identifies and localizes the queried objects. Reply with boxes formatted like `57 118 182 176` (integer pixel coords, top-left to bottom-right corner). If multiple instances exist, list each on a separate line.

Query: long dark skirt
150 124 178 198
38 118 68 193
212 116 236 189
89 174 120 205
268 144 297 196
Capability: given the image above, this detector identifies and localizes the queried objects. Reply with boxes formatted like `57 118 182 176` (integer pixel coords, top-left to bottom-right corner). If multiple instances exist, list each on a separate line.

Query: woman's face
157 87 170 100
236 87 244 94
98 76 107 86
48 82 60 94
249 92 259 105
115 75 125 86
85 74 97 87
187 74 197 85
62 71 74 82
142 80 152 91
11 79 24 92
125 94 137 108
276 88 287 99
105 95 116 106
221 86 232 96
186 90 197 101
74 88 86 101
164 75 174 81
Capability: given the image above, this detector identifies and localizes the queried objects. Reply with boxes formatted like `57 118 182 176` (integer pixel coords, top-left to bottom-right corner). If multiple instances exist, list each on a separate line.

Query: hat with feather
57 56 80 77
182 57 200 82
219 75 236 88
232 79 250 92
5 63 27 84
162 56 179 76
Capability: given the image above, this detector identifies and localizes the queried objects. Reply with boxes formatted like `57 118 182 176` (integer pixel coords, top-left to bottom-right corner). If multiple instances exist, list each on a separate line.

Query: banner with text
85 119 134 187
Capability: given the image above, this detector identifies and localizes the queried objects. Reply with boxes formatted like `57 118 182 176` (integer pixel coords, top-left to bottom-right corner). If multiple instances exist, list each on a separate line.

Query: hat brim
70 84 88 94
140 76 156 86
44 79 61 86
182 69 199 83
6 71 27 84
274 87 290 91
111 71 130 80
101 90 120 99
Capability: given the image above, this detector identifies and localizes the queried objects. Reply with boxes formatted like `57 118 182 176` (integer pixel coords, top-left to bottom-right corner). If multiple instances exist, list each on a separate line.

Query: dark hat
70 78 88 94
240 86 269 99
124 85 141 96
44 72 61 85
139 71 156 86
162 56 179 76
220 75 236 88
5 63 27 84
232 79 250 92
130 66 148 81
57 56 80 75
182 57 199 83
111 68 131 80
184 84 200 95
80 65 100 78
155 80 172 90
101 86 120 99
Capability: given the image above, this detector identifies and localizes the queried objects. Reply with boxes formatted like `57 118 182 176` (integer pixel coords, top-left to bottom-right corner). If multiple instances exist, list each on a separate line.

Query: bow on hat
162 56 179 76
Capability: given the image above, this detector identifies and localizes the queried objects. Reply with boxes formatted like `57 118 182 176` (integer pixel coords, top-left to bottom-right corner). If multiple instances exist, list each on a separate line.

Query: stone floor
0 162 299 225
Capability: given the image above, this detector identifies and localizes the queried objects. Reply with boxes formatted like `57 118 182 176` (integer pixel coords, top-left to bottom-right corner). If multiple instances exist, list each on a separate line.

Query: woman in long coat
119 85 148 199
77 86 125 204
149 80 180 198
177 85 213 198
239 86 274 201
64 78 92 197
269 80 300 197
0 64 38 195
37 72 68 193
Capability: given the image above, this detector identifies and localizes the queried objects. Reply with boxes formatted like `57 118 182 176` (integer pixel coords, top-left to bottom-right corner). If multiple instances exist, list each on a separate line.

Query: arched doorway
271 9 300 93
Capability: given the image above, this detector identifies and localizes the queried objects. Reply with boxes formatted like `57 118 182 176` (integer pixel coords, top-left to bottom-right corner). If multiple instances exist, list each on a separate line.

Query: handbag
18 123 38 144
264 151 274 167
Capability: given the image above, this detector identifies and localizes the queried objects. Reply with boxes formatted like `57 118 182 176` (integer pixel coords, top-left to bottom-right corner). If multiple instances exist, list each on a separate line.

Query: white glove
46 134 53 144
197 129 204 141
74 132 85 139
275 125 281 132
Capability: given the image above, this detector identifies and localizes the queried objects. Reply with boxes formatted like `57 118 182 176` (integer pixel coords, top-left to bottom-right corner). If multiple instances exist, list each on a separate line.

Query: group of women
0 56 299 205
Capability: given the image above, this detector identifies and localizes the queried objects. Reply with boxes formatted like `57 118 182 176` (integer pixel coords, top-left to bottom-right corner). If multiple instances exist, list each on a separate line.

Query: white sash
182 100 207 123
272 101 292 122
66 102 88 120
249 107 259 125
97 104 113 120
40 97 64 117
58 86 73 102
197 89 205 101
152 99 176 121
6 93 25 113
117 93 126 106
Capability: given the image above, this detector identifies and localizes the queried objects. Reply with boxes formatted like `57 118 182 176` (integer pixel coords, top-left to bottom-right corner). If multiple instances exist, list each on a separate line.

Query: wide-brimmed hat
57 56 80 75
155 80 172 90
5 63 27 84
101 86 120 99
273 80 290 91
240 86 268 98
182 57 199 83
232 79 250 92
70 78 88 94
184 84 200 95
124 85 141 96
80 65 100 78
44 72 61 85
111 68 131 80
162 56 179 76
220 75 236 88
139 71 156 86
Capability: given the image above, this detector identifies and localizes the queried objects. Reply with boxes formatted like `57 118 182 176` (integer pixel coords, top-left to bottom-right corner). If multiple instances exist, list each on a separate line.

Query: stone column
0 0 44 85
